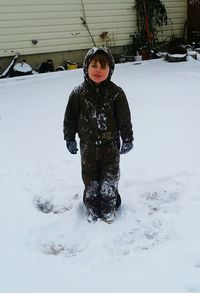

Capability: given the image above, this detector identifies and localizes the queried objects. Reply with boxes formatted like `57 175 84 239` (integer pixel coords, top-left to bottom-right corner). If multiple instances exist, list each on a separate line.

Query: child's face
88 60 110 84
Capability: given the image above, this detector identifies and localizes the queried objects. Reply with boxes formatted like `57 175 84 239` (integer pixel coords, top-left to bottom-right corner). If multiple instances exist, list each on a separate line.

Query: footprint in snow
42 241 82 257
33 193 80 214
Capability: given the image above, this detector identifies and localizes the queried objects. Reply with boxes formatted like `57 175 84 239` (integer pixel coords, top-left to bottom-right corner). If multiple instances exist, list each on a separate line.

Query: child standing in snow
63 47 133 223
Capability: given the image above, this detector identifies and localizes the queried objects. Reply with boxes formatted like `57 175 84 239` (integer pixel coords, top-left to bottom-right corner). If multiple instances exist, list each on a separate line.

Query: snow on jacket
63 47 133 145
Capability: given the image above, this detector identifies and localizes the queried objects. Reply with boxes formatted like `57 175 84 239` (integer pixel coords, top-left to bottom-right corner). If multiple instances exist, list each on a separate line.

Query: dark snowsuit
63 47 133 216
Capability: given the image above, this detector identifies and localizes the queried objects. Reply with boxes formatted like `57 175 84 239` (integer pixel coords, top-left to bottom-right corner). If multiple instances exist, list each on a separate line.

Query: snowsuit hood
83 47 115 83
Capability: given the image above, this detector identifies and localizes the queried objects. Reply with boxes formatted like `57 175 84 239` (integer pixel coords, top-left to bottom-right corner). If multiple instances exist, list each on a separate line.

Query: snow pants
80 142 121 216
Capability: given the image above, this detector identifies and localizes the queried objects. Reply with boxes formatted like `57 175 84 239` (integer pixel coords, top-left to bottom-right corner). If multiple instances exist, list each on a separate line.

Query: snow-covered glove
66 139 78 154
120 141 133 154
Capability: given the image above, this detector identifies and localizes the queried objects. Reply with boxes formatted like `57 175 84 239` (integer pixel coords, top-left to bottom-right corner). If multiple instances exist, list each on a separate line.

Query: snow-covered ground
1 57 200 293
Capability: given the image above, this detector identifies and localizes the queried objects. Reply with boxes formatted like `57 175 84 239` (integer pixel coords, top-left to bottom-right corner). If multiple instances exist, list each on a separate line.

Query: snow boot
87 208 100 223
116 192 121 209
101 210 116 224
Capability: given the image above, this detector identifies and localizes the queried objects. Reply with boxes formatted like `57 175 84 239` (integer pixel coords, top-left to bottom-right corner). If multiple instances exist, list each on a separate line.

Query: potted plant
130 32 143 60
133 0 169 59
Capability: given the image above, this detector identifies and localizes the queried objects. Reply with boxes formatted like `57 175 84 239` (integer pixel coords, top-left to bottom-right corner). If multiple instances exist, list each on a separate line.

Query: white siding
0 0 187 57
160 0 187 40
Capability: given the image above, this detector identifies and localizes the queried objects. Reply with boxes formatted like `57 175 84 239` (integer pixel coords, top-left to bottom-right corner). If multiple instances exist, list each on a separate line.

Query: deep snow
1 57 200 293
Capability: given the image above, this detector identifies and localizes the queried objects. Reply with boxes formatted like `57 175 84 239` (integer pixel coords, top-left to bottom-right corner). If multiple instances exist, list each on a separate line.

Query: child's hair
90 53 109 69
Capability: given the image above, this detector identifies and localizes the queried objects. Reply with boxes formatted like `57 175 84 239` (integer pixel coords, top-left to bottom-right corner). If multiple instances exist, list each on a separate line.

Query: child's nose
96 66 102 72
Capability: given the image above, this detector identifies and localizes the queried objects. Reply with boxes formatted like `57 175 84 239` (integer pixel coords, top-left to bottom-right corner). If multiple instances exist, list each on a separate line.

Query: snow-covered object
0 54 19 78
197 53 200 60
167 53 187 62
187 50 197 59
13 62 32 74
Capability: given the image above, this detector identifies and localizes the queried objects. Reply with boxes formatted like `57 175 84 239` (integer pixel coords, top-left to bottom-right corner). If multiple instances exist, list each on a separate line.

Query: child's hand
120 141 133 154
66 139 78 154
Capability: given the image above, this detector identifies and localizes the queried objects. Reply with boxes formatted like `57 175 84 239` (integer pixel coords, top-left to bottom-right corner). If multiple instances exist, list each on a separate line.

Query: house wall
162 0 187 40
0 0 135 57
0 0 187 70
